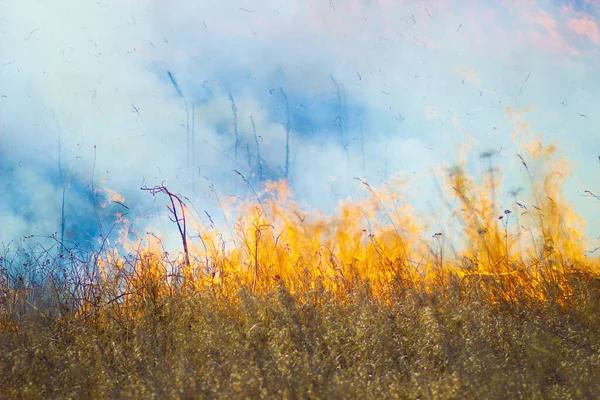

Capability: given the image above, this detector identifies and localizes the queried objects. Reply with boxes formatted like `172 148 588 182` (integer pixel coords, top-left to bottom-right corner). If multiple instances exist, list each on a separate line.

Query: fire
97 186 127 209
69 136 598 321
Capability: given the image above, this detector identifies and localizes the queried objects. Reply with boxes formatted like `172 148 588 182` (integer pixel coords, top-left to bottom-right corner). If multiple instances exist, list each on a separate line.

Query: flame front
83 138 599 316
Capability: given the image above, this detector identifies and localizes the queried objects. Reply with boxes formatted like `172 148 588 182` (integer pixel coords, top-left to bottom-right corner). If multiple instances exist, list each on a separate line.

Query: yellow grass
0 139 598 398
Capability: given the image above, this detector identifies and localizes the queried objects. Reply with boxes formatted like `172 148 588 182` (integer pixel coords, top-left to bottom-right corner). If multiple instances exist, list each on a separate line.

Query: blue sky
0 0 598 250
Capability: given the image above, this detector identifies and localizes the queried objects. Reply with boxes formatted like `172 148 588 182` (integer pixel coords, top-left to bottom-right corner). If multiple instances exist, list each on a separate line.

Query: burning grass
1 143 599 398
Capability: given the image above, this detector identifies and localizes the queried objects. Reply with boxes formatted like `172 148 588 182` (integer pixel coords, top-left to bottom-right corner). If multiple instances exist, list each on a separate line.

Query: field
1 149 599 399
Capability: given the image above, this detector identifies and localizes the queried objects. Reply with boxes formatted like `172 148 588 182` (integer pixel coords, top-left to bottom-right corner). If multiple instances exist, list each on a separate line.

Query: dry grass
1 146 599 398
1 243 599 399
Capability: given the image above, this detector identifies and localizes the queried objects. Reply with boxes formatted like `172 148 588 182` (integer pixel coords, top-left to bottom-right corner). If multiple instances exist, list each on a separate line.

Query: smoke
1 0 599 249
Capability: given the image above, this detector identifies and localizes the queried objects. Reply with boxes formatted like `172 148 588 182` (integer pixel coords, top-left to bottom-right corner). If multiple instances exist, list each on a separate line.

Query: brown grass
0 243 599 399
1 146 599 399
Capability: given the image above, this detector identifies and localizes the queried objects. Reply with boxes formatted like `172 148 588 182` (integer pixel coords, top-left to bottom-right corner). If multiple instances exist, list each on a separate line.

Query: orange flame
85 134 598 317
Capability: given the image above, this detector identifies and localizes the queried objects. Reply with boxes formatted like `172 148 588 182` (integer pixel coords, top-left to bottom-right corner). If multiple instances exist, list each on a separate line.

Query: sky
0 0 599 252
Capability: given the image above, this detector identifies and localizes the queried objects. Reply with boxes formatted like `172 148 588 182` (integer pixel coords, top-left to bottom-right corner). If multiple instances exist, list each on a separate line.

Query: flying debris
167 71 184 98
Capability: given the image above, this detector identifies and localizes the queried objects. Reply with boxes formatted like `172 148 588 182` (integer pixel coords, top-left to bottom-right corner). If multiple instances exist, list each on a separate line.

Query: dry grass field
1 148 599 399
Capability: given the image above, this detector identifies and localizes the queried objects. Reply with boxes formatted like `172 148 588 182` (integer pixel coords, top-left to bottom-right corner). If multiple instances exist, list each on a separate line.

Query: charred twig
141 184 190 269
229 93 240 164
251 116 263 181
583 190 600 201
517 154 545 240
280 88 291 179
203 175 237 248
